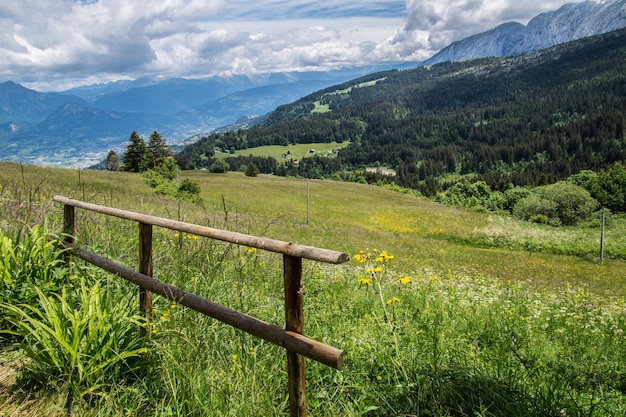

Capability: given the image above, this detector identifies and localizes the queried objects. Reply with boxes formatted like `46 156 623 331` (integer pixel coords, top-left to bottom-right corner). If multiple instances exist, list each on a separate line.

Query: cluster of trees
434 162 626 226
111 131 201 202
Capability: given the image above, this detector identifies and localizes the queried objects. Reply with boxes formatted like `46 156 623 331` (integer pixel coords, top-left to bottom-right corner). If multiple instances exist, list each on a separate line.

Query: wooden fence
53 195 349 416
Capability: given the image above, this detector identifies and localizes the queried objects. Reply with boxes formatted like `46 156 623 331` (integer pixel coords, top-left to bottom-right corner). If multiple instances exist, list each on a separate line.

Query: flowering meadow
1 163 626 416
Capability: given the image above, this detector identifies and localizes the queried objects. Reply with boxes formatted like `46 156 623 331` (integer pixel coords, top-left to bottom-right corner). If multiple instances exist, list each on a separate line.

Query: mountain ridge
424 0 626 65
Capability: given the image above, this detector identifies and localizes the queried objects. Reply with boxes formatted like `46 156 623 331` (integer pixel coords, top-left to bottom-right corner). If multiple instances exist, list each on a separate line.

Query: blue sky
0 0 585 91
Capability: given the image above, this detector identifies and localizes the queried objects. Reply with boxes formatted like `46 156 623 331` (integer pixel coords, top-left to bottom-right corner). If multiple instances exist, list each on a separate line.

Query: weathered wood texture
53 196 349 264
138 223 153 321
284 255 307 417
59 240 345 370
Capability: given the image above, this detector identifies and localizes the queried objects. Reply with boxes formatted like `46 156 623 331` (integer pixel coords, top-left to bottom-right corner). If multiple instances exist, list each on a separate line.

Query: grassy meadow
1 161 626 416
215 141 350 161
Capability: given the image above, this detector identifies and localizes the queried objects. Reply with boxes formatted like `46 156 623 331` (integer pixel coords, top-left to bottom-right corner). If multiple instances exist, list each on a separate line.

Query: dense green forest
176 29 626 197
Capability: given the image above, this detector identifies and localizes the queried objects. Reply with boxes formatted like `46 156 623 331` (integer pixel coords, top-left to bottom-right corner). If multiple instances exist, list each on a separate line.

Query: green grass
218 141 350 161
1 162 626 416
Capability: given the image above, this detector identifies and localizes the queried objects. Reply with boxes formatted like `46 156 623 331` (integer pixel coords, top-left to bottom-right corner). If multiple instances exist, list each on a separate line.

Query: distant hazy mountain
0 65 409 167
0 81 87 124
424 0 626 65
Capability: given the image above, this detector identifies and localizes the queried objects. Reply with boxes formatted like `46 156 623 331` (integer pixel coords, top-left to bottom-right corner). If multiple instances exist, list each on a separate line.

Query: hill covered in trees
176 28 626 197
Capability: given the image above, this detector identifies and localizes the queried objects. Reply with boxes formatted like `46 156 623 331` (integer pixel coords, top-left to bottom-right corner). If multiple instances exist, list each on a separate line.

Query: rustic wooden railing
53 195 349 417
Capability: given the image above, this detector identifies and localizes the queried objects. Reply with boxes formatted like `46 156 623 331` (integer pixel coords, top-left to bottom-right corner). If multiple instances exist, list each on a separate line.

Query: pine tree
106 150 120 171
122 131 147 172
146 131 172 169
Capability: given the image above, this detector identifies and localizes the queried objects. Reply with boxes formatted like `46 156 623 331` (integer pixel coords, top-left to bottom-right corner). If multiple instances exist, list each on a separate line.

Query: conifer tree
122 131 147 172
146 131 172 169
106 150 120 171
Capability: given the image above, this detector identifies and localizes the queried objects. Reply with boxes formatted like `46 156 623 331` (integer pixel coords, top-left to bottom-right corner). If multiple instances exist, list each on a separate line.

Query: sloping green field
2 162 626 416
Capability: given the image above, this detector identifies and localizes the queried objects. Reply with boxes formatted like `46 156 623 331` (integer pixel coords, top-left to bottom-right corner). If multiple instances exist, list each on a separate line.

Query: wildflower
170 304 176 309
375 256 384 263
400 276 411 285
358 277 372 286
152 329 158 334
247 247 257 254
386 297 400 305
174 233 180 238
377 376 382 381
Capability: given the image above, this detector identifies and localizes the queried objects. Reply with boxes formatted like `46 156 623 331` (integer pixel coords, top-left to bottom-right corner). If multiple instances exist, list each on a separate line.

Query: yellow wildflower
386 297 400 305
400 276 411 285
358 277 372 285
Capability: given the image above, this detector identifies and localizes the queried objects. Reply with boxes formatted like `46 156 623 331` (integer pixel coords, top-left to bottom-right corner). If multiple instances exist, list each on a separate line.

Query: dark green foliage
178 178 201 195
591 162 626 213
105 150 120 171
209 159 229 173
513 182 598 226
122 131 147 172
145 131 173 169
244 162 260 177
434 180 505 211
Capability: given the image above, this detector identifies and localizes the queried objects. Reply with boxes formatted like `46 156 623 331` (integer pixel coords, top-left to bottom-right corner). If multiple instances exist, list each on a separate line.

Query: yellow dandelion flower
247 247 257 254
358 277 372 285
377 376 382 381
373 266 383 273
375 256 384 263
192 235 199 241
152 329 158 334
170 304 176 309
173 233 180 238
386 297 400 305
400 276 411 285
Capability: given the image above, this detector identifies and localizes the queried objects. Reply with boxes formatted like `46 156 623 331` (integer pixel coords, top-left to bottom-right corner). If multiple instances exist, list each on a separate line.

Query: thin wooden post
284 254 306 417
63 204 75 265
600 207 605 264
139 223 153 322
63 204 76 243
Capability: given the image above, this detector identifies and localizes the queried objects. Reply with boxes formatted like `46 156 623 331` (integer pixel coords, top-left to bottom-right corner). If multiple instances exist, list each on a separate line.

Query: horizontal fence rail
53 195 349 264
53 195 349 417
59 240 344 369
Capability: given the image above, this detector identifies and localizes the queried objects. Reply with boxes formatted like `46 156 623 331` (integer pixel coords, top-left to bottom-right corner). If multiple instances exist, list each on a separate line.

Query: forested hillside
176 28 626 196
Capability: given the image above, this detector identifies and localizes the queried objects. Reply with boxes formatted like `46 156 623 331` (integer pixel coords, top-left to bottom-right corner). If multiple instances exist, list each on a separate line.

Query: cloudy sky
0 0 584 91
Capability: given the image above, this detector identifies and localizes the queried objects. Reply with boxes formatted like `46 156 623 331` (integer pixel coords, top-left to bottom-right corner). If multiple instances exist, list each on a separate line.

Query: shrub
209 159 230 173
513 182 598 226
178 178 201 195
244 162 260 177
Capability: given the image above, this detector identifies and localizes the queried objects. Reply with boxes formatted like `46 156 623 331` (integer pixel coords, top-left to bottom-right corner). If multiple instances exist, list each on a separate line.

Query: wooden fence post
139 223 153 322
62 204 76 265
284 254 307 417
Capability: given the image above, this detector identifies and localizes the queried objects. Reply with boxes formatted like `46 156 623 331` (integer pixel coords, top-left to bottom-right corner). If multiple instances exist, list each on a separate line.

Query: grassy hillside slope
2 162 626 416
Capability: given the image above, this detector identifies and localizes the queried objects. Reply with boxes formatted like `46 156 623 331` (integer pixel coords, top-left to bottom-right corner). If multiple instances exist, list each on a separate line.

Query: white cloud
0 0 588 90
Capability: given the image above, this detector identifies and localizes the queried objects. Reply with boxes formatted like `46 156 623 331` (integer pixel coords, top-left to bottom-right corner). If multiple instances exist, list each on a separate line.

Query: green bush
178 178 201 195
513 182 598 226
209 159 230 173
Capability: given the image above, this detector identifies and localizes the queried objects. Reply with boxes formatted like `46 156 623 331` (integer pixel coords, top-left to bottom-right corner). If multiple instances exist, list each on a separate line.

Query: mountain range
424 0 626 65
0 0 624 168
